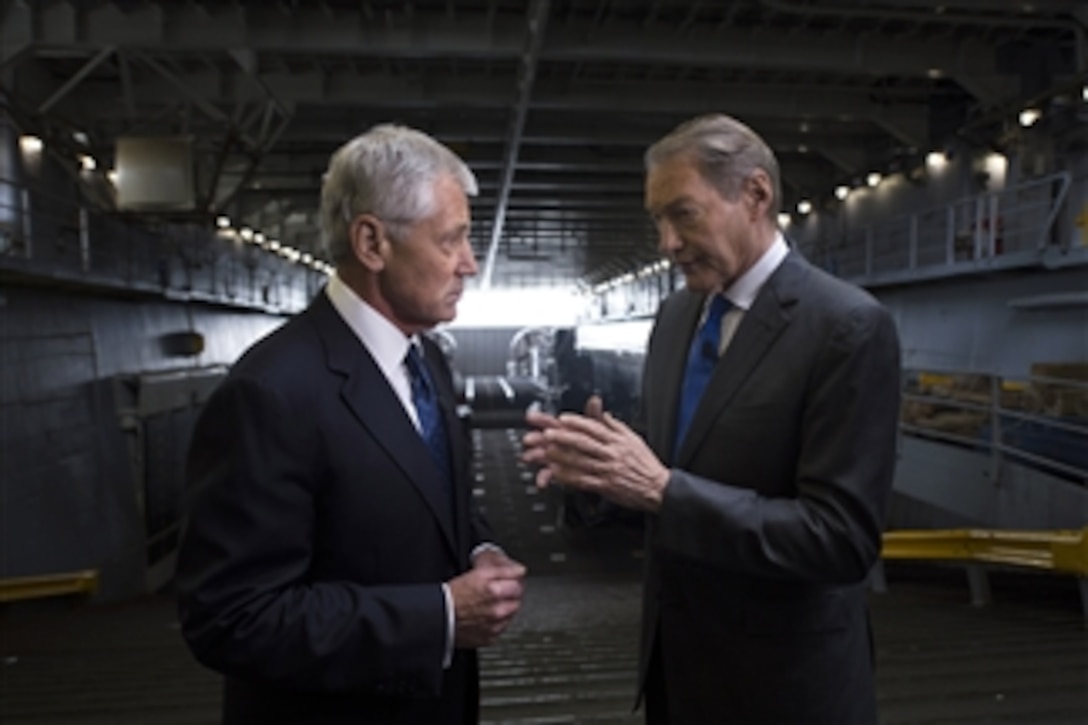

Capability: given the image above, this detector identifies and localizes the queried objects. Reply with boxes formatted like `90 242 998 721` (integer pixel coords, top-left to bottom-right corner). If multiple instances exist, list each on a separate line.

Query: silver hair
645 114 781 220
320 124 478 263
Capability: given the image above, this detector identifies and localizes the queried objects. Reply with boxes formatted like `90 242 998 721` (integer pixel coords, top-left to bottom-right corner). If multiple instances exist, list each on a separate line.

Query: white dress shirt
326 273 427 430
325 274 457 667
712 232 790 355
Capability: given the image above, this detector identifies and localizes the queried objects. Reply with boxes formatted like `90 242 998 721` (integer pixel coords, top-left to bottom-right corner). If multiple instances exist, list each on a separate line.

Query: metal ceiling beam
220 171 642 191
480 0 549 290
11 0 1056 288
77 114 889 155
235 191 648 211
12 5 526 57
133 52 230 124
0 0 32 68
52 70 930 148
6 5 1048 115
760 0 1085 71
217 150 647 174
37 46 114 113
4 3 1018 83
70 69 890 118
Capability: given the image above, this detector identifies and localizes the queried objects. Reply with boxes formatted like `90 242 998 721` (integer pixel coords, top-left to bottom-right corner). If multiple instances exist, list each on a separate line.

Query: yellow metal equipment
882 528 1087 576
0 569 99 604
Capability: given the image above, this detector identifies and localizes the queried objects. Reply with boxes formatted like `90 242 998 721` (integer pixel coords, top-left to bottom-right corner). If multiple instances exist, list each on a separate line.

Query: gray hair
320 124 478 263
645 114 781 221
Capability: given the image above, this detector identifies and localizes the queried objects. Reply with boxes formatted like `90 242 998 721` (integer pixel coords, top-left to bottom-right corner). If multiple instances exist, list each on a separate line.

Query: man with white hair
177 124 526 724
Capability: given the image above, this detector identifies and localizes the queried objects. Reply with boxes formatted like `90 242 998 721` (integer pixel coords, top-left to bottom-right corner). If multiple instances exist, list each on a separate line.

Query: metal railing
824 171 1075 284
0 175 323 313
885 369 1087 623
901 368 1088 485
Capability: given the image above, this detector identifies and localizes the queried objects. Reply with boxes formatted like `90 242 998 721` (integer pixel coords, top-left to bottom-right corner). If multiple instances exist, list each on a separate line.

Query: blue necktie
405 345 453 489
674 294 731 456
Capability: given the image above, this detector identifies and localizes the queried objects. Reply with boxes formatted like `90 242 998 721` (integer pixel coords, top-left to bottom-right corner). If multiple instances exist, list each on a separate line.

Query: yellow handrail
882 528 1087 576
0 569 99 604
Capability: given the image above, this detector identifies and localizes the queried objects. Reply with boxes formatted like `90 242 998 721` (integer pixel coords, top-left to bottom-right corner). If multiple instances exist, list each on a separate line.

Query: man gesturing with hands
524 114 901 724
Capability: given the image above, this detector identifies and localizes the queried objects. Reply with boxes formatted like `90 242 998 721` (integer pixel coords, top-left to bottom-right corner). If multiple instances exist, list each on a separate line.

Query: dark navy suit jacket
176 290 493 724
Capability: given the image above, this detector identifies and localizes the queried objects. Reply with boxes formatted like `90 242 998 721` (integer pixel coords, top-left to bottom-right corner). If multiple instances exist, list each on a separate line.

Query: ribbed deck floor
1 428 1084 724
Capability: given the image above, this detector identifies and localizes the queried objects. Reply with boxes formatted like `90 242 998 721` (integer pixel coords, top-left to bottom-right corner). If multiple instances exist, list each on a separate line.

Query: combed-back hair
645 114 781 220
320 124 477 263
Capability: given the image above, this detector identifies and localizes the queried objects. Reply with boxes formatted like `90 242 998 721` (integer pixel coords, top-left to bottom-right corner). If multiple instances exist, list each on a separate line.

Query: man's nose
657 222 680 254
461 241 479 276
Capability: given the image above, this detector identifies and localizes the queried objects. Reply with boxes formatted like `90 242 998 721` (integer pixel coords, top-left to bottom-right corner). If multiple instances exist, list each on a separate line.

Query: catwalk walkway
1 428 1085 723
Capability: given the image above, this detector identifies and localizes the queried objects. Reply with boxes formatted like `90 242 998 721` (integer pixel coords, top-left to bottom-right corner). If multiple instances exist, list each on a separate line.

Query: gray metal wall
874 267 1087 377
888 437 1087 531
0 283 284 600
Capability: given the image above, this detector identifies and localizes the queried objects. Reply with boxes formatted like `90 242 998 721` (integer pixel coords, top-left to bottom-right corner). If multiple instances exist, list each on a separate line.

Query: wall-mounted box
115 137 195 211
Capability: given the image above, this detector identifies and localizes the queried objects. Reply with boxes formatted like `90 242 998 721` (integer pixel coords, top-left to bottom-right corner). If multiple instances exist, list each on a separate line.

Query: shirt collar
721 232 789 310
325 273 415 378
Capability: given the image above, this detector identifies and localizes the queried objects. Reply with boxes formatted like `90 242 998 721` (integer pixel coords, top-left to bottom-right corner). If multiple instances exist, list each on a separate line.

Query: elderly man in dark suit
176 124 526 724
524 114 901 724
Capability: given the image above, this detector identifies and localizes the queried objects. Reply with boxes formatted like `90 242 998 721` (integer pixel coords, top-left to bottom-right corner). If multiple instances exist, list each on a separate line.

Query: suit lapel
309 295 459 558
675 253 805 465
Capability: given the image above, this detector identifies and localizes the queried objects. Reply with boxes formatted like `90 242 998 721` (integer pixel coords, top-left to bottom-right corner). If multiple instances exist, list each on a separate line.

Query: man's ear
349 214 386 272
744 170 774 221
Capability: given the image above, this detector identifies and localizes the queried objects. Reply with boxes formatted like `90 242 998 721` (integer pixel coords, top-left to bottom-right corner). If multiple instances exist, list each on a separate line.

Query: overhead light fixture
926 68 943 79
79 155 96 172
983 152 1008 187
19 135 43 154
239 227 254 241
867 172 882 187
777 212 791 227
1018 108 1041 127
925 150 948 170
216 215 231 229
107 169 119 185
797 200 812 215
834 185 849 200
73 131 89 145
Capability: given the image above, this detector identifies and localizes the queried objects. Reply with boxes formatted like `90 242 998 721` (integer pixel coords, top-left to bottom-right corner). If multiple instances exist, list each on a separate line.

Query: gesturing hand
522 396 670 512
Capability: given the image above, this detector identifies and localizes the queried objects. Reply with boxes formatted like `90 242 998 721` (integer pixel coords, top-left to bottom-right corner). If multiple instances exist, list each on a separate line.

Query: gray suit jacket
637 250 901 723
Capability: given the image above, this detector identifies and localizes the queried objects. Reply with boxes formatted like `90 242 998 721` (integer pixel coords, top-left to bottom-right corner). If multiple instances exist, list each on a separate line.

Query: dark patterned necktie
405 345 452 489
674 294 731 456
